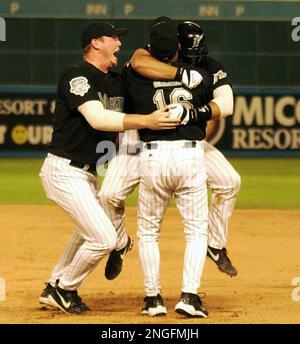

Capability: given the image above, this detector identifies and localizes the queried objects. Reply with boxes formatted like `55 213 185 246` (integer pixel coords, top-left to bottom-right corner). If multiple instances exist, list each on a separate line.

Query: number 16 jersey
122 61 214 142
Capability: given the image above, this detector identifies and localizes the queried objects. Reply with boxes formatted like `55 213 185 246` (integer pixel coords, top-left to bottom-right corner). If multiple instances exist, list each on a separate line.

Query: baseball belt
145 141 197 150
69 160 97 174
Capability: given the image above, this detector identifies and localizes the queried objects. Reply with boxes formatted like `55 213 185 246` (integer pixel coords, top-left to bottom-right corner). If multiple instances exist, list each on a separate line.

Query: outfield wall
1 18 299 88
0 87 299 157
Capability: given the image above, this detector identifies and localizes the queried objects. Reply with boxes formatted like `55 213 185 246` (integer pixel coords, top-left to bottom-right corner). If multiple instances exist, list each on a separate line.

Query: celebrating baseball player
100 18 240 289
131 19 240 276
38 22 180 314
123 17 215 318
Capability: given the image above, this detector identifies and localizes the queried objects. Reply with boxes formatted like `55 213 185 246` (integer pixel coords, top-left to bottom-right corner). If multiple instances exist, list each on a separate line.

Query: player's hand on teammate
146 108 180 130
167 104 190 125
175 67 203 89
166 103 213 126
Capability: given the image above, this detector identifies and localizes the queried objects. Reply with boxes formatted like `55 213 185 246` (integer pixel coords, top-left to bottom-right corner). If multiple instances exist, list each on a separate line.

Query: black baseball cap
150 16 178 61
81 22 128 49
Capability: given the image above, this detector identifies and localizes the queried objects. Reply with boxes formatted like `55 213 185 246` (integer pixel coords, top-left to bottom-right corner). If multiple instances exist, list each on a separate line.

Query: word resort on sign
232 95 300 150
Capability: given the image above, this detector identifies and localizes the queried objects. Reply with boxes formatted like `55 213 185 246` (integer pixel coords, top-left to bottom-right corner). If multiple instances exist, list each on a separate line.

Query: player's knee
86 235 117 256
212 170 241 199
99 189 124 209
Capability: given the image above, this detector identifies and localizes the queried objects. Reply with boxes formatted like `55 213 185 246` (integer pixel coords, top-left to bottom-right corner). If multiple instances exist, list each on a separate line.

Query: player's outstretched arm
78 100 180 131
131 48 177 80
131 48 202 89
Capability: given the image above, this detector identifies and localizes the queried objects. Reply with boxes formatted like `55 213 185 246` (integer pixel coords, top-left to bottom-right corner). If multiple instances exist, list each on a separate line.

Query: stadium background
0 0 300 324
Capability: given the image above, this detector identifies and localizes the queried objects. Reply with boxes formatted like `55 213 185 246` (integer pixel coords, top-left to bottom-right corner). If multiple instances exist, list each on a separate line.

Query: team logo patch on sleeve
69 76 90 96
213 70 227 84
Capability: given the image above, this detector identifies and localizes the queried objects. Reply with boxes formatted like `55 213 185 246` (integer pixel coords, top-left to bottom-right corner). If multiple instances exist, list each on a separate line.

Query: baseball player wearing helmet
123 17 215 318
131 20 240 277
100 16 213 317
38 22 180 314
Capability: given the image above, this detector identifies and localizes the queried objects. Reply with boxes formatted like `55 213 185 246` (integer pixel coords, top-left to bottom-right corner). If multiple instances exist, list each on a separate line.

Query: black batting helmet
177 21 208 60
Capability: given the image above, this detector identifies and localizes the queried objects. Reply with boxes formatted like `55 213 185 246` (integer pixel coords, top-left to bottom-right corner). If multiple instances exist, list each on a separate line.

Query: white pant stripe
40 153 117 290
204 141 241 248
137 141 208 296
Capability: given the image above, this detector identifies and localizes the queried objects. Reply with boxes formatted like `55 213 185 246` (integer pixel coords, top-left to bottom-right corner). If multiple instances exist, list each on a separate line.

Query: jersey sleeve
173 61 214 104
203 56 230 90
58 65 100 111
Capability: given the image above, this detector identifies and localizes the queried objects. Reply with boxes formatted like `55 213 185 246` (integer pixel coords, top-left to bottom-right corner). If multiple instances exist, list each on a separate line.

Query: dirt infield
0 205 300 324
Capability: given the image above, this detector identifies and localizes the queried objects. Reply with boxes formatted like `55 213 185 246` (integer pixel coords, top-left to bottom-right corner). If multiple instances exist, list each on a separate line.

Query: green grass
230 158 300 209
0 157 299 208
0 158 50 205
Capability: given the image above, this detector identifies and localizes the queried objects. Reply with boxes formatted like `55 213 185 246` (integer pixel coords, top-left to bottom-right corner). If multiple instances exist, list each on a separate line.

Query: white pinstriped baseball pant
40 153 117 290
99 140 240 251
137 140 208 296
204 142 241 248
43 141 241 290
99 144 141 250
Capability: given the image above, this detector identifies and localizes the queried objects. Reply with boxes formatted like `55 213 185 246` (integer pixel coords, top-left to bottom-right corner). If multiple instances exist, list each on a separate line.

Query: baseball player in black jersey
122 18 212 318
38 22 180 314
131 19 240 277
177 22 240 275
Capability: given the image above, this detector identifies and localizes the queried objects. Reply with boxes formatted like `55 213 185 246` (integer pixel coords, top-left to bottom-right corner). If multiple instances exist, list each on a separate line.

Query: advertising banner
0 89 54 155
0 88 299 156
210 89 300 156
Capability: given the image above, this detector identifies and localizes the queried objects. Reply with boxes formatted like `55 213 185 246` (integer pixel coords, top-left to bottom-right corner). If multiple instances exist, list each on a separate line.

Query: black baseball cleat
39 282 55 307
207 246 238 277
141 294 167 317
48 286 91 314
105 236 133 280
175 292 208 318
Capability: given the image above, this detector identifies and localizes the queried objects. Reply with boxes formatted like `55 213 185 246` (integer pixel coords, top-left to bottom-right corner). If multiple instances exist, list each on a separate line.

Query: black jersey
198 55 230 90
48 61 125 164
122 62 213 142
142 45 229 90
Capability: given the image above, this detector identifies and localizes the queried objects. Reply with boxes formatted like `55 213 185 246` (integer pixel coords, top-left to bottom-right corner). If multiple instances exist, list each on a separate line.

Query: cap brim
115 28 128 36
